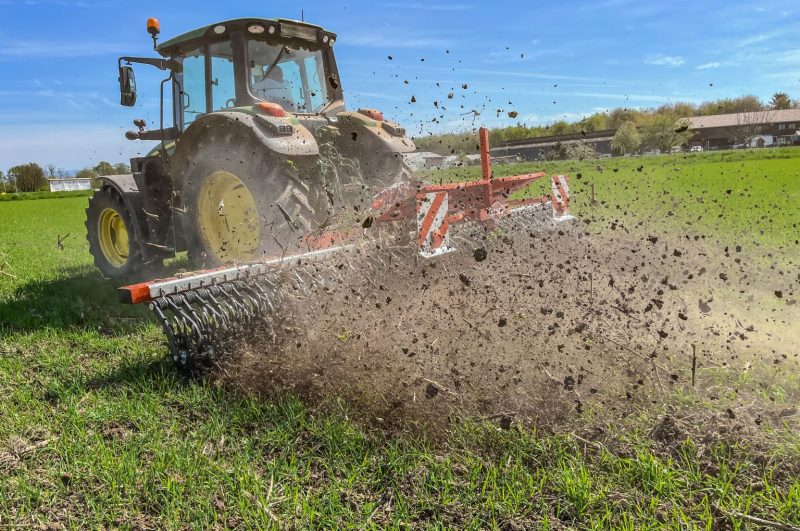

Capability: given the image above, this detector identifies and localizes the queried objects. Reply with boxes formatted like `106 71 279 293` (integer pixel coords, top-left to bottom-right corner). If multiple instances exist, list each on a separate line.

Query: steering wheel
226 98 236 108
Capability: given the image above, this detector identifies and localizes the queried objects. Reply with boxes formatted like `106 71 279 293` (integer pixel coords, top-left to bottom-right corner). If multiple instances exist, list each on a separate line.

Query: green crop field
1 149 799 528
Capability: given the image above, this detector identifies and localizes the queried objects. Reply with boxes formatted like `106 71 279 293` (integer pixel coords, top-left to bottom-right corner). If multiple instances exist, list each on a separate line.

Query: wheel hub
98 208 130 267
197 170 261 263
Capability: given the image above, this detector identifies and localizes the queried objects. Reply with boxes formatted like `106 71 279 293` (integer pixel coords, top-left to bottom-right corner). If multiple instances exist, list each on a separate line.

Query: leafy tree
114 162 131 174
641 115 692 153
697 95 763 115
655 102 696 118
564 141 596 161
0 170 8 193
578 112 609 133
611 121 642 155
76 168 98 179
93 161 115 176
8 163 47 192
548 121 571 136
769 92 791 110
608 108 645 129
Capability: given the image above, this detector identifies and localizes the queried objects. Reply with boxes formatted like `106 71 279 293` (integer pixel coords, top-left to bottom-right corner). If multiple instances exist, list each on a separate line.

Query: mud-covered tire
85 187 148 280
365 155 416 248
175 130 325 270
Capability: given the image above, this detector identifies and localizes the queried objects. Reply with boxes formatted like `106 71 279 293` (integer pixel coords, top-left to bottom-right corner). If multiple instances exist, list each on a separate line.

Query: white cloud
349 91 404 102
696 62 720 70
737 32 779 47
645 54 685 67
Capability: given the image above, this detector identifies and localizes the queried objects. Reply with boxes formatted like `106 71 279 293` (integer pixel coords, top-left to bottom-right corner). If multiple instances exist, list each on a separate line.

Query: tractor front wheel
85 187 148 280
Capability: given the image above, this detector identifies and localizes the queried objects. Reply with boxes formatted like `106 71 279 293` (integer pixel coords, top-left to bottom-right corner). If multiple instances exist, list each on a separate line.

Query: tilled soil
219 217 799 432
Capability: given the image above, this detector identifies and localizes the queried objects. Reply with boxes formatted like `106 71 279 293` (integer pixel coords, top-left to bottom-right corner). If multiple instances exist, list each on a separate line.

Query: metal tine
208 290 231 330
241 284 267 314
166 295 201 339
291 270 312 295
150 300 178 354
254 283 279 314
181 297 209 346
209 288 237 325
219 283 250 320
230 282 259 316
196 289 227 330
292 267 313 292
180 293 211 338
301 266 322 289
188 292 215 330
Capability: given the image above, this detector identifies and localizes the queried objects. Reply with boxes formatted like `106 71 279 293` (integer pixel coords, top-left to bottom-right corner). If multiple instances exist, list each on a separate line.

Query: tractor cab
96 17 415 283
119 18 345 134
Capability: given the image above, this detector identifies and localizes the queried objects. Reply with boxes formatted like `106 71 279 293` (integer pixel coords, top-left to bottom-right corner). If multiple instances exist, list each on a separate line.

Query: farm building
687 109 800 150
405 151 447 171
49 178 93 192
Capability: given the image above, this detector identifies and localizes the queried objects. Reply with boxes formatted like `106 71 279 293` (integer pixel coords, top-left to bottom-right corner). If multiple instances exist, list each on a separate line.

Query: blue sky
0 0 798 170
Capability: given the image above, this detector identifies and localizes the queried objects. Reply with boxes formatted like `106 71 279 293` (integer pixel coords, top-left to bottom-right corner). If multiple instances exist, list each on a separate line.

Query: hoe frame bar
119 245 350 305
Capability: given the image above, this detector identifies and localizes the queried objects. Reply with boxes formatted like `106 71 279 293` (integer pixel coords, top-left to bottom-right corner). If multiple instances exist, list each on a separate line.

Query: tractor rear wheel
177 138 323 270
85 187 147 280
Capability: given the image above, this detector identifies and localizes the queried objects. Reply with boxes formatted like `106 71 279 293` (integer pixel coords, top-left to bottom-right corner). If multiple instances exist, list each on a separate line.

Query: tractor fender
96 174 155 259
170 111 318 186
335 111 416 155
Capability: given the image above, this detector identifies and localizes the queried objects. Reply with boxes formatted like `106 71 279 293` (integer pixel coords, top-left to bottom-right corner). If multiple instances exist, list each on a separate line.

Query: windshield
248 40 331 114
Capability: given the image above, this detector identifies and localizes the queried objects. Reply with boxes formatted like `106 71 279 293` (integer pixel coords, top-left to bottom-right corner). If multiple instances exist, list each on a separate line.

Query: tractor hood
156 18 336 56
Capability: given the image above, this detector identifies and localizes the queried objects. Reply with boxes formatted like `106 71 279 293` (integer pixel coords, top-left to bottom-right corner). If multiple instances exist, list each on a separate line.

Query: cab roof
156 18 333 56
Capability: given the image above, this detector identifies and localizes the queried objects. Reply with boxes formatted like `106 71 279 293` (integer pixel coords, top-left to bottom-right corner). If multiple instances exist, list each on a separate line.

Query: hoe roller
86 17 573 370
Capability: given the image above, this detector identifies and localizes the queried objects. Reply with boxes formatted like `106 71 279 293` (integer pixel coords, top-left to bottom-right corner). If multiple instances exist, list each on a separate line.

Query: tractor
88 17 573 370
86 17 416 279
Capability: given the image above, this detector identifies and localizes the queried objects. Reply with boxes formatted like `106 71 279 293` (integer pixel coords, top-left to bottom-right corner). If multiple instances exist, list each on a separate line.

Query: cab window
181 46 206 127
209 41 236 111
248 39 332 113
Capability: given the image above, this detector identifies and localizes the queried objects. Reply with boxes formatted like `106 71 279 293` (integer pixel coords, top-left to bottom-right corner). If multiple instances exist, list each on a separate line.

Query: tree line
0 161 130 193
414 92 798 156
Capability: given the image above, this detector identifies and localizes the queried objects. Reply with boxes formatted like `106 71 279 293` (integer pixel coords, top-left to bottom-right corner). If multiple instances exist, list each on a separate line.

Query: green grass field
1 149 799 528
431 147 800 254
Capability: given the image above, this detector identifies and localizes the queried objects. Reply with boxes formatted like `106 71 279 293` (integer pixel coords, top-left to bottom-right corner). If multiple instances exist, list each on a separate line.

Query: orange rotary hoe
119 128 573 370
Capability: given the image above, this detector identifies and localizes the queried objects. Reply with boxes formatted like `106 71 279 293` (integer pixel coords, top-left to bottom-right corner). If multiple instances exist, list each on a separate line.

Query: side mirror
119 65 137 107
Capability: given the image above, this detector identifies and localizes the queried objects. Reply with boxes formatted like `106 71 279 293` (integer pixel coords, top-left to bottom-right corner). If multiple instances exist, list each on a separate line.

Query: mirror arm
118 56 178 71
125 126 179 141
